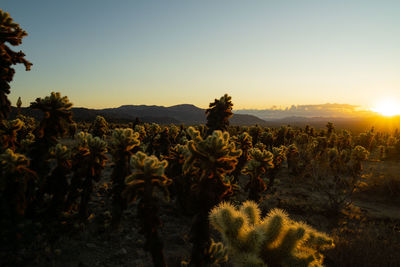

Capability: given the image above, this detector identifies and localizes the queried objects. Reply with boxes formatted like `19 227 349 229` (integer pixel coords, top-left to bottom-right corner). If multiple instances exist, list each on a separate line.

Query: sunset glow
372 99 400 117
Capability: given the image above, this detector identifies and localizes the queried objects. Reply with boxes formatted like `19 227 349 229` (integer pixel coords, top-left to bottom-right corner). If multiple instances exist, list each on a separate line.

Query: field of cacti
1 92 400 267
1 8 400 267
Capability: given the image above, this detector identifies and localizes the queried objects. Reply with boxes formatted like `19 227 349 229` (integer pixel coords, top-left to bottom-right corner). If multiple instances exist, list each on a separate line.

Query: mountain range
11 103 400 132
11 104 266 125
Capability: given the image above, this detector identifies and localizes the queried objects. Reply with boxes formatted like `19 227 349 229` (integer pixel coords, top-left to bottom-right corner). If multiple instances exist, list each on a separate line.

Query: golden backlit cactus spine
242 148 274 201
109 128 140 228
183 126 241 266
209 201 334 267
122 151 171 267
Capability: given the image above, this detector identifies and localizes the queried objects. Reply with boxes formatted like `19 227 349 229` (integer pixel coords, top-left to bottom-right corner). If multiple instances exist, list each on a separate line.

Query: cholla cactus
44 144 72 215
337 130 352 151
287 144 300 175
152 127 172 156
0 149 36 217
164 144 192 211
123 151 171 267
208 238 229 266
231 132 253 182
20 132 35 152
0 118 24 150
0 9 32 120
66 132 107 219
242 148 274 201
206 94 233 134
30 92 73 142
248 125 263 145
91 115 109 138
350 145 369 176
209 201 334 267
29 92 73 175
184 127 242 181
356 129 375 151
134 124 147 141
110 128 140 228
260 131 274 150
183 127 242 266
266 146 287 190
16 97 22 114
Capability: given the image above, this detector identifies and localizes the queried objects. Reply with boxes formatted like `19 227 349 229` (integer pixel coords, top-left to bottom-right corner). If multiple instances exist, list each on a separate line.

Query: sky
2 0 400 110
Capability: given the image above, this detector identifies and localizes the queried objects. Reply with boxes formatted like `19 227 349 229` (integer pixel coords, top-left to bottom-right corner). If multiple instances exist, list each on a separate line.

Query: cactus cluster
209 201 334 267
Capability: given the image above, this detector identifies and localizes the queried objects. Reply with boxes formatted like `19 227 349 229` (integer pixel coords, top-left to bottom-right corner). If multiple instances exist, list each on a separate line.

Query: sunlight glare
372 99 400 117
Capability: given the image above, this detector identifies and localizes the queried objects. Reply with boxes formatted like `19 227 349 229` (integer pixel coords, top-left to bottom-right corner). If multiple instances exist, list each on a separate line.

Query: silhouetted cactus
206 94 233 134
122 151 171 267
0 9 32 120
109 128 140 228
209 201 334 267
16 96 22 114
242 148 274 201
91 115 109 138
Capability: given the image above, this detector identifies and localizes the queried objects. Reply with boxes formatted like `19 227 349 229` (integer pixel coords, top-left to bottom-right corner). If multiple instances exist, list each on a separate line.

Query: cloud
235 103 373 119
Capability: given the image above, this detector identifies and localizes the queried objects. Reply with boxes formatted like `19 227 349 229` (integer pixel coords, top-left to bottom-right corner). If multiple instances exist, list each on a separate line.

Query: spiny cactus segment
209 201 334 267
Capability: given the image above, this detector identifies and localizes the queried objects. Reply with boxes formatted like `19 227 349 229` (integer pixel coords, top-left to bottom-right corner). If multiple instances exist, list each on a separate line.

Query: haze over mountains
235 103 374 120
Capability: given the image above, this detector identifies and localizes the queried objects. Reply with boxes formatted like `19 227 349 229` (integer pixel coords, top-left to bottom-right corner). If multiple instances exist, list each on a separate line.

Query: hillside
10 104 266 125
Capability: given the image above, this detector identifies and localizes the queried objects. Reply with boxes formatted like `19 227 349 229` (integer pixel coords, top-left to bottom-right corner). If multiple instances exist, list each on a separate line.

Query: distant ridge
10 104 266 126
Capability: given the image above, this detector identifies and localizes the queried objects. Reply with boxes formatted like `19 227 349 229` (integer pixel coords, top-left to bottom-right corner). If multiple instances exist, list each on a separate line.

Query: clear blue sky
3 0 400 109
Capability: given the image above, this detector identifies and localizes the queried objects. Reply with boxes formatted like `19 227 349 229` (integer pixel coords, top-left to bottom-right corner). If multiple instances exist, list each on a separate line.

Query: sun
372 99 400 117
